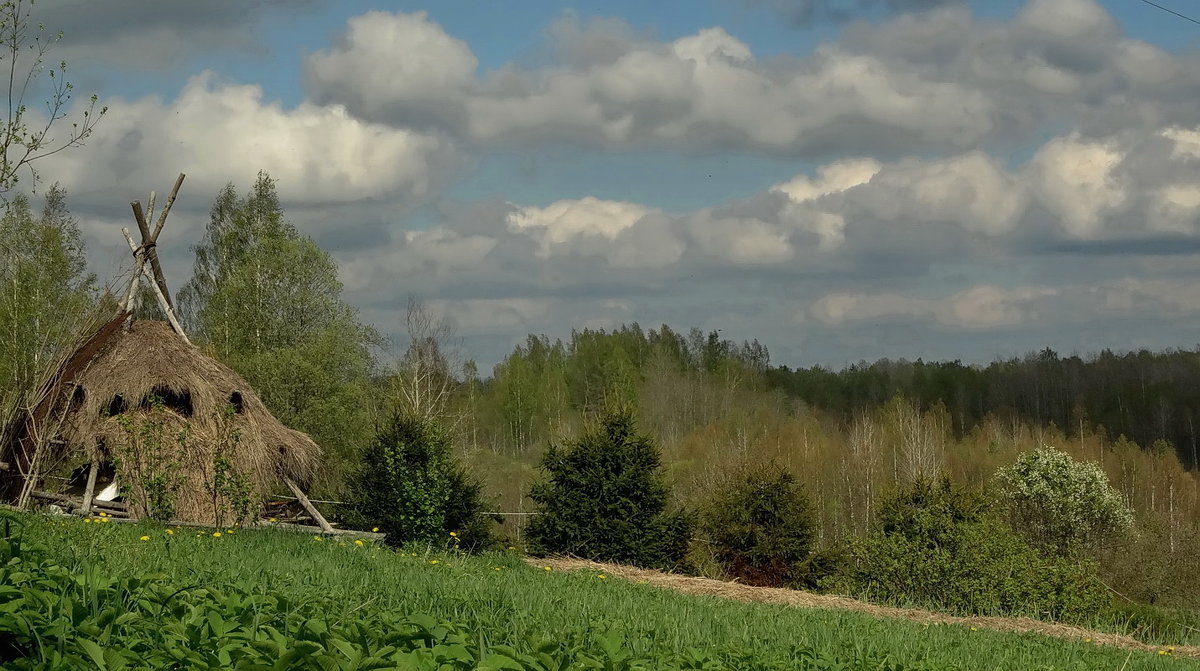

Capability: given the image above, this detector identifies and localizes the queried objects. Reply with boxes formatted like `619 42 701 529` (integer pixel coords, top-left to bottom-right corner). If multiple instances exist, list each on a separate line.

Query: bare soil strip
531 557 1198 659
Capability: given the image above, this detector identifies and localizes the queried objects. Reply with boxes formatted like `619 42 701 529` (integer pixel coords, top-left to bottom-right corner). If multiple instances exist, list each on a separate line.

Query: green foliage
0 187 96 405
349 413 495 551
994 446 1134 553
207 405 253 528
527 412 692 568
701 463 817 587
112 397 185 523
826 477 1109 622
176 173 379 492
0 521 982 671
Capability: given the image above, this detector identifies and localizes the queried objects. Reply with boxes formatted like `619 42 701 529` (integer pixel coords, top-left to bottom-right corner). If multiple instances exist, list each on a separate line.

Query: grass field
5 512 1197 670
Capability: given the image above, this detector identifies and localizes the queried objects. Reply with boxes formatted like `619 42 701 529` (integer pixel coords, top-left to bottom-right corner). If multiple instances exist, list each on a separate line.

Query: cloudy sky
25 0 1200 370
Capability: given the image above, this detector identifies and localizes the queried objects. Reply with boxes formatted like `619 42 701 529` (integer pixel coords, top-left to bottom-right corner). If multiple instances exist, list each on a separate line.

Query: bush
701 463 817 587
824 477 1108 622
348 413 496 551
526 412 692 569
994 446 1133 553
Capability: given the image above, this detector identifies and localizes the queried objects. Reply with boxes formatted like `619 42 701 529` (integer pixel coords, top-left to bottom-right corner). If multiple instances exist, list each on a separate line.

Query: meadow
4 511 1194 670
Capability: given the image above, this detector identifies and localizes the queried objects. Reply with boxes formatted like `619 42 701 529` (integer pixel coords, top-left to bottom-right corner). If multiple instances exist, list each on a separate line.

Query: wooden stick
153 173 185 240
145 191 156 236
130 200 174 309
282 477 335 533
79 461 99 514
122 228 191 345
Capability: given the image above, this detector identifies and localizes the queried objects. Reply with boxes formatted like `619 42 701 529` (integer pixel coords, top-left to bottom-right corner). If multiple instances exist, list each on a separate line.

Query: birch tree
177 172 379 490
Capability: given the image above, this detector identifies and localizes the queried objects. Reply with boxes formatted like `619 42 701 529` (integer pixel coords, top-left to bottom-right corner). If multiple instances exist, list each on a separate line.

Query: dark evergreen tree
526 412 692 568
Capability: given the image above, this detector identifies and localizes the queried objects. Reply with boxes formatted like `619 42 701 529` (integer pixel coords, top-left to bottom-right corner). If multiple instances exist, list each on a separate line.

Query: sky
21 0 1200 371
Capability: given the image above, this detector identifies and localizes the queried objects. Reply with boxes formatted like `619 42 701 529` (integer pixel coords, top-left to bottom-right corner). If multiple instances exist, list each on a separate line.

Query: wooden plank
78 461 99 514
282 477 335 534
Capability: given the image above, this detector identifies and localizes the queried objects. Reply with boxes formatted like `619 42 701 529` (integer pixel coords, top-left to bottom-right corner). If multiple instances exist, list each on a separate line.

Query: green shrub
348 413 496 551
701 463 816 587
825 477 1108 622
526 412 692 568
995 446 1133 553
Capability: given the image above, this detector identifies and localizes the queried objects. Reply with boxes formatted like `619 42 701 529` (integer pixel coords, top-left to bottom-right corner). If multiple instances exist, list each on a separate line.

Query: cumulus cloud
44 72 459 210
302 1 1200 158
306 11 995 155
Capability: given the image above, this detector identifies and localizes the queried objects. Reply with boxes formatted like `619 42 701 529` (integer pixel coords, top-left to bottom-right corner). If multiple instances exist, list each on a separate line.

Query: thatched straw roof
39 320 320 523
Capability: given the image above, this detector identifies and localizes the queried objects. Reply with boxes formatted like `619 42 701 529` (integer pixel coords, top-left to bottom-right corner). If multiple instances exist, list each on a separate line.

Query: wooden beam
79 461 99 514
121 228 191 345
130 200 174 309
153 173 185 240
282 477 335 534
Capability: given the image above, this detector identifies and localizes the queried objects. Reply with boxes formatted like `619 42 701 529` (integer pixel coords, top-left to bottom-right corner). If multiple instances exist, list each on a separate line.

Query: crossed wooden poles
120 173 189 344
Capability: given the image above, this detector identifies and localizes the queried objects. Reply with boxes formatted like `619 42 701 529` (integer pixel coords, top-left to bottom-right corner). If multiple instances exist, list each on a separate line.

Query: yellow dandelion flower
507 546 516 551
969 627 977 632
449 531 457 537
543 566 552 572
354 539 364 546
139 535 150 541
268 517 277 523
165 529 174 535
83 518 92 524
102 518 111 523
227 529 235 534
430 560 440 565
372 527 379 532
212 532 222 538
98 512 107 517
1159 650 1167 655
313 536 323 542
597 574 607 579
494 567 503 571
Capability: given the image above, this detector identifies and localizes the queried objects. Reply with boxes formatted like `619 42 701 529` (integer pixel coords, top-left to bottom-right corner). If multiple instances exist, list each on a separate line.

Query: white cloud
505 197 684 268
46 72 457 207
1029 134 1127 237
305 11 995 154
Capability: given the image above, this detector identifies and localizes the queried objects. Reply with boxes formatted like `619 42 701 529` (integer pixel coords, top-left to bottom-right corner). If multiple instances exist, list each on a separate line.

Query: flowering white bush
995 446 1133 552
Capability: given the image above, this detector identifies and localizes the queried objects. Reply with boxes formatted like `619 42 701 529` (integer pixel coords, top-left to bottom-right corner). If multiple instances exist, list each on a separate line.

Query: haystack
0 174 330 528
54 319 320 522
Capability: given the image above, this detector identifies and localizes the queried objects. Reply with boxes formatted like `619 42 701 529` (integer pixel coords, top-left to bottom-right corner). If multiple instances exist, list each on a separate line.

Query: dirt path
531 557 1198 659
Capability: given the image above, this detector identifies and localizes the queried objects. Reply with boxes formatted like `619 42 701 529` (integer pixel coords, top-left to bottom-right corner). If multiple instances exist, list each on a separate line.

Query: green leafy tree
349 413 495 551
526 412 692 568
826 477 1108 621
177 172 378 491
0 186 95 401
995 446 1134 553
702 463 816 587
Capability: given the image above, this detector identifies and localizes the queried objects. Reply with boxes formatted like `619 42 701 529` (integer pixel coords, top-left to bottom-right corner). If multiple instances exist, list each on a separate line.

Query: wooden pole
282 477 335 533
153 173 185 239
122 228 191 345
79 461 99 514
130 200 174 309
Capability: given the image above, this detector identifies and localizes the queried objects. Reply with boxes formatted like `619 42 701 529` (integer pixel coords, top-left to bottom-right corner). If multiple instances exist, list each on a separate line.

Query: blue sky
29 0 1200 370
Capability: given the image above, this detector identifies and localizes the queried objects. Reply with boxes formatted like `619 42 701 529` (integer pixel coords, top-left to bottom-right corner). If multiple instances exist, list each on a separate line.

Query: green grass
12 512 1199 670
